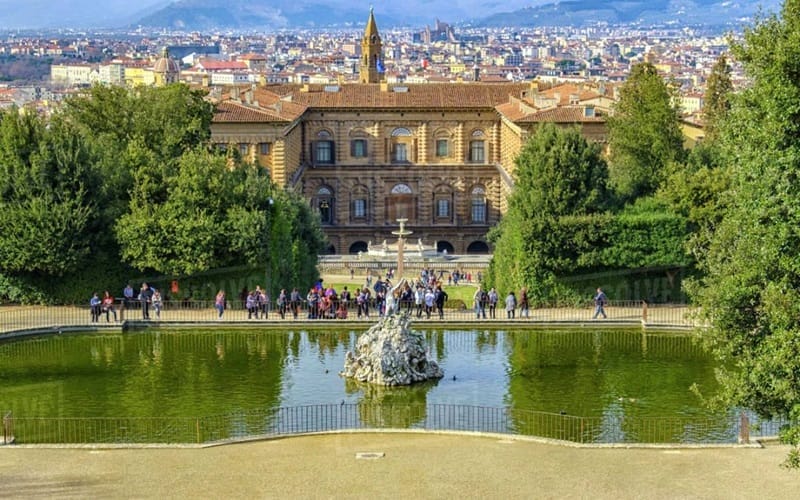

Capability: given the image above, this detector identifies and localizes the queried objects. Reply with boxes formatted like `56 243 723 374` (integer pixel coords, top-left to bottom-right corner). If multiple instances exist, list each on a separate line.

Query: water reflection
344 378 438 427
0 328 732 442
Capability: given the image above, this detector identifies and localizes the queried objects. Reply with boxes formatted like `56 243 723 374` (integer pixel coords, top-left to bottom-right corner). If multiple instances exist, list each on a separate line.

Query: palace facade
210 10 610 254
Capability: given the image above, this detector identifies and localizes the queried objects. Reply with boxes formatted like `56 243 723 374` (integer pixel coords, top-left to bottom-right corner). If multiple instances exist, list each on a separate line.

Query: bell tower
359 7 383 84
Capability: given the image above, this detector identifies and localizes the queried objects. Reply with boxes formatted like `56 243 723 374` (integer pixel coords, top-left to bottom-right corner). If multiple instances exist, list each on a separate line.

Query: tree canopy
607 62 685 202
488 124 612 301
0 84 325 302
691 0 800 467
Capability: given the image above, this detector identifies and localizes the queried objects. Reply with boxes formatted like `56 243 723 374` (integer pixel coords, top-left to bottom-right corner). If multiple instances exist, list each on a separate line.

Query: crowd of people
89 272 609 322
89 282 163 322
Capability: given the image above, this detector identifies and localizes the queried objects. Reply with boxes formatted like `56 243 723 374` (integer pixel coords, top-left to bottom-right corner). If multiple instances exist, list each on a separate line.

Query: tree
691 0 800 467
488 124 610 301
658 143 731 262
607 62 685 202
0 111 96 278
702 54 733 143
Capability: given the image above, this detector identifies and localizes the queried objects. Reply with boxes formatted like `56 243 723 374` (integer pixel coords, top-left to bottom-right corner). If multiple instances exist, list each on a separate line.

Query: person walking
593 287 608 319
505 291 517 319
215 290 226 319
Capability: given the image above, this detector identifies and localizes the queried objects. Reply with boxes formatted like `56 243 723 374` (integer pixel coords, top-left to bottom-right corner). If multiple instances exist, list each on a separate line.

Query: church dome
153 47 180 74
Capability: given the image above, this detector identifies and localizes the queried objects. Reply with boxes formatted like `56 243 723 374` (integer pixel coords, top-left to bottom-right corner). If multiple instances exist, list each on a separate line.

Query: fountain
340 313 444 386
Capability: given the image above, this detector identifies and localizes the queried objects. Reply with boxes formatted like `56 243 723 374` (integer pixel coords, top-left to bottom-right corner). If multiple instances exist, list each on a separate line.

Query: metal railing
2 411 12 445
1 405 785 446
0 300 698 335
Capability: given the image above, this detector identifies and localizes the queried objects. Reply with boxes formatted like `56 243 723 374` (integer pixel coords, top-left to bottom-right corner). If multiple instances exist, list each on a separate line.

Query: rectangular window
216 143 227 152
470 141 485 163
436 199 450 218
239 143 249 156
472 200 487 223
436 139 449 157
394 143 407 162
315 141 333 164
259 142 271 155
351 139 367 158
353 199 366 218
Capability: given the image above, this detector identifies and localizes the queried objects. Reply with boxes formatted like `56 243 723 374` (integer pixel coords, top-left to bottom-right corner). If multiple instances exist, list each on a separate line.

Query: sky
0 0 540 29
0 0 784 30
0 0 170 29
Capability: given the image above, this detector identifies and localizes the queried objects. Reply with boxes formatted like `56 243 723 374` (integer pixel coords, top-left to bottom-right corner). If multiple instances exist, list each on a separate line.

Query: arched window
317 186 334 225
469 130 486 163
391 128 412 137
387 184 415 221
471 186 487 223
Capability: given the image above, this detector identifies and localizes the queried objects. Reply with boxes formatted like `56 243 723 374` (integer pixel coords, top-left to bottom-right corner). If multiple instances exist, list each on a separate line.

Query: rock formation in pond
341 313 444 386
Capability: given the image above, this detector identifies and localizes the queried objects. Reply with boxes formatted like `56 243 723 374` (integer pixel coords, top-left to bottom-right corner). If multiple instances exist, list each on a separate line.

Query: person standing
152 289 163 320
435 285 448 320
593 287 608 319
246 291 258 319
215 290 226 319
123 283 134 307
90 292 101 322
473 287 487 319
505 291 517 319
487 288 498 319
139 283 153 319
519 287 530 319
290 288 301 319
424 288 435 319
277 289 288 319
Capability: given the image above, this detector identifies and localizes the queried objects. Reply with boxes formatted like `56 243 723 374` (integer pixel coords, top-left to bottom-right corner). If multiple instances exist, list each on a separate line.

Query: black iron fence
0 300 697 335
0 405 786 446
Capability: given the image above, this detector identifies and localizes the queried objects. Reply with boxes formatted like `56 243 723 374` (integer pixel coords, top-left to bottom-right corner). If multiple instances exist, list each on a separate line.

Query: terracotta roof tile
212 101 290 123
515 105 606 123
264 82 531 109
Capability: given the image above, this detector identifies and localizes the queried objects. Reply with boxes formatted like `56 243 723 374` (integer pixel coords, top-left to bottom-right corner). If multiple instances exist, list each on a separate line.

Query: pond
0 327 739 443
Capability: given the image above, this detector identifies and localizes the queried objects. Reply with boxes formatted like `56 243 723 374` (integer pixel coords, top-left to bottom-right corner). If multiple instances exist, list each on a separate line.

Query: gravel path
1 433 795 499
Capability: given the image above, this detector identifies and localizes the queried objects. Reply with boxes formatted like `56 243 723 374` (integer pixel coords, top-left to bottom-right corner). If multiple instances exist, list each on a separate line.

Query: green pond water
0 328 739 443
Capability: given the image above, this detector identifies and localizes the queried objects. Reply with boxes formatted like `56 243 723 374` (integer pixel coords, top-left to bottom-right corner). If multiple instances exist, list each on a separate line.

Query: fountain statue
340 313 444 386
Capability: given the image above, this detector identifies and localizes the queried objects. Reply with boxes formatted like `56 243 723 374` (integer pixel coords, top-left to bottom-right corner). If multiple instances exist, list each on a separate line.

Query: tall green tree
607 62 685 202
702 54 733 143
488 124 609 300
0 111 97 277
691 0 800 467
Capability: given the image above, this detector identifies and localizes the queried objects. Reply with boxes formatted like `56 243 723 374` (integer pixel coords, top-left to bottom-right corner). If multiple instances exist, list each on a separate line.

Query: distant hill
476 0 782 28
134 0 390 30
